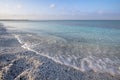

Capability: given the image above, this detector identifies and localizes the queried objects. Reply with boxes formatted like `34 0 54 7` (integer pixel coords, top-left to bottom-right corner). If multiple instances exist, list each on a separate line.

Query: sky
0 0 120 20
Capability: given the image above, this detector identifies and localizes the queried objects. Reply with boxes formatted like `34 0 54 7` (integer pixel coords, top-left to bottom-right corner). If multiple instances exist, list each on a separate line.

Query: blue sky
0 0 120 20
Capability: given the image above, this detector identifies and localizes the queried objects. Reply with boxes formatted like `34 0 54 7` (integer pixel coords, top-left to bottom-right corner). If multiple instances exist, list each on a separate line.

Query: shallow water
1 20 120 75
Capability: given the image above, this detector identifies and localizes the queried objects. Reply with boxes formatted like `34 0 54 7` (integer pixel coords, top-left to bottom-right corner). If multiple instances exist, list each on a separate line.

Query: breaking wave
14 33 120 76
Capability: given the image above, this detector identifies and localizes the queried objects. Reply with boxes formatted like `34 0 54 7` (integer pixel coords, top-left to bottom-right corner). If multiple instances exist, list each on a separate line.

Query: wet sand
0 24 120 80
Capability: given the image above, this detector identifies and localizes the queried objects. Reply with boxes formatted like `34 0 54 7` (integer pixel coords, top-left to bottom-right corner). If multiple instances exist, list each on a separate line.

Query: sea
1 20 120 75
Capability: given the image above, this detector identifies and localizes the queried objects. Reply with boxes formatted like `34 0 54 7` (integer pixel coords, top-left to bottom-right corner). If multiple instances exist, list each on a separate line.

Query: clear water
1 20 120 75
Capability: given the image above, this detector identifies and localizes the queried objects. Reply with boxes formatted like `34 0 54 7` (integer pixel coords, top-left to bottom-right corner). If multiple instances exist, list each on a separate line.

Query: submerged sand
0 24 120 80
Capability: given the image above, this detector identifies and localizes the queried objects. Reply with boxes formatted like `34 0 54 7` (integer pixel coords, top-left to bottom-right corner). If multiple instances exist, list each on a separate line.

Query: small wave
14 35 23 44
14 34 65 64
81 56 120 75
14 34 120 76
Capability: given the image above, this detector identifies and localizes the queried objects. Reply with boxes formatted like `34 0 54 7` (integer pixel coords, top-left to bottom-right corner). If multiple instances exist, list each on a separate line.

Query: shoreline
0 24 120 80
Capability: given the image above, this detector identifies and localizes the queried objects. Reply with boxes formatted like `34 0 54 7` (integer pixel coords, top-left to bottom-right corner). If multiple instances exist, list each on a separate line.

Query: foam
14 34 120 75
80 56 120 75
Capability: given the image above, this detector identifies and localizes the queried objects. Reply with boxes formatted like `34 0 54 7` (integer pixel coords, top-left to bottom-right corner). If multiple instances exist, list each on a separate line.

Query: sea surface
1 20 120 75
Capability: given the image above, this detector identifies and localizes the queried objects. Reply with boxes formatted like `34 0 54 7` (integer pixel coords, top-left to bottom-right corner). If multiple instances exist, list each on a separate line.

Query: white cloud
50 4 56 8
5 4 9 7
17 4 22 9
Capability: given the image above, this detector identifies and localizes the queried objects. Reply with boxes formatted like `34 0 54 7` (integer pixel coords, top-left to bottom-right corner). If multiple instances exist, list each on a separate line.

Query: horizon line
0 19 120 21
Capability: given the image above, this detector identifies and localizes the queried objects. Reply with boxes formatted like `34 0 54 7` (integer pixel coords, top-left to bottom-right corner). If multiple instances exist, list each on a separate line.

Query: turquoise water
2 20 120 45
1 20 120 75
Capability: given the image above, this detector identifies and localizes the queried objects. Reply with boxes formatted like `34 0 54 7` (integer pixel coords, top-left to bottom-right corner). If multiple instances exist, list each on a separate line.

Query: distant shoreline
0 19 30 21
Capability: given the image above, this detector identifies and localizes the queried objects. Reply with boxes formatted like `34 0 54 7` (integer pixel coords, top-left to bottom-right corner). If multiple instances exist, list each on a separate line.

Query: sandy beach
0 24 120 80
